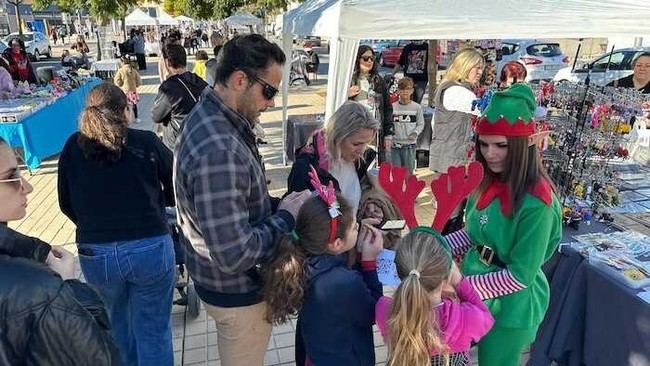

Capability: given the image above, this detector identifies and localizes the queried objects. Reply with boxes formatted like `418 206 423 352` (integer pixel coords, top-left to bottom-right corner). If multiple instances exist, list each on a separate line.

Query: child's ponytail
386 232 452 366
263 232 307 325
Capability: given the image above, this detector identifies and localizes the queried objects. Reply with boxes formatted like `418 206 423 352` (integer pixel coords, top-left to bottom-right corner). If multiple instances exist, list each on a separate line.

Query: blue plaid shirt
174 88 294 307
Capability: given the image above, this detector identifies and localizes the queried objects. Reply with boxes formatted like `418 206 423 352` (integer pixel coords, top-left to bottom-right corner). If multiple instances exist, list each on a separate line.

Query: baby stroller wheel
186 283 201 319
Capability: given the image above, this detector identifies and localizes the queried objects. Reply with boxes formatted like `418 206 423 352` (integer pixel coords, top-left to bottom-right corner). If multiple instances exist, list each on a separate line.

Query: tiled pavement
8 50 533 366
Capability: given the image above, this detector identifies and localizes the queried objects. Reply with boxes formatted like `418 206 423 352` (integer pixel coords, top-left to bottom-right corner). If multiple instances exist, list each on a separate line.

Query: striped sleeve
466 270 526 300
445 229 473 259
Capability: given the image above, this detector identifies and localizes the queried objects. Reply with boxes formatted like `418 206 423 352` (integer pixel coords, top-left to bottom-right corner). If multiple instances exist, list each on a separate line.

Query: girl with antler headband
379 84 562 366
263 168 384 366
375 230 494 366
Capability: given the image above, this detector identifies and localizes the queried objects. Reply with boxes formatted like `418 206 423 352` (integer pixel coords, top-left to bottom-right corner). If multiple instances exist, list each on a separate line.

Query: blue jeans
390 144 417 174
78 234 175 366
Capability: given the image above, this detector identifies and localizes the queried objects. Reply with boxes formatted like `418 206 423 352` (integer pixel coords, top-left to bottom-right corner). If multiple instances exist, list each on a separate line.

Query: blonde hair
443 48 484 85
387 232 452 366
324 101 380 161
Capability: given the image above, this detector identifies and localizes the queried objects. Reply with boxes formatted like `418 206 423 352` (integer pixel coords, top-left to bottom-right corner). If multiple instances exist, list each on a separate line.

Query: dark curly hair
77 83 129 164
262 193 355 324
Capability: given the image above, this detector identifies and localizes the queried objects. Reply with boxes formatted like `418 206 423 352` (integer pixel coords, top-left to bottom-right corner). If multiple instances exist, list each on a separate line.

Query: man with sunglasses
174 34 311 366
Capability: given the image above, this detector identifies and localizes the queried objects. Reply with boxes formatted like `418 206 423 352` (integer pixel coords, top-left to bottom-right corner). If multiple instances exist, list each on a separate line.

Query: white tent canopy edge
280 0 650 164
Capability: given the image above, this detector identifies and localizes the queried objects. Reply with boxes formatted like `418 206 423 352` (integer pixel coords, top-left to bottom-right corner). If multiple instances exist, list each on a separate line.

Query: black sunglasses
361 55 374 62
248 73 279 100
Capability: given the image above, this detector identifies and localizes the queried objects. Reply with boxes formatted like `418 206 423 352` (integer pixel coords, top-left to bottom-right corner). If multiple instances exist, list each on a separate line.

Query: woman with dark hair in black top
348 45 394 162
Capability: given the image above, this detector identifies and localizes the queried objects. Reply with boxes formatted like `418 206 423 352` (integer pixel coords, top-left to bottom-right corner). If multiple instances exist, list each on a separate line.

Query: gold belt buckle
479 245 495 266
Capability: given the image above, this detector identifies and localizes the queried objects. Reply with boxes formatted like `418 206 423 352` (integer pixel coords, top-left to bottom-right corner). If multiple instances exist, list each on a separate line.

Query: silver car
497 39 569 82
554 47 650 86
4 32 52 61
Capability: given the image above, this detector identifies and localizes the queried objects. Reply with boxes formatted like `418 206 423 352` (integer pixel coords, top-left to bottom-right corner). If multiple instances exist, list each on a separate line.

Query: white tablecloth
90 59 120 72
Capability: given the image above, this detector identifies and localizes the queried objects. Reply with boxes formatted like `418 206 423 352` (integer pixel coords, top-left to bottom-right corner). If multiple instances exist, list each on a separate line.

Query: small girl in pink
375 229 494 366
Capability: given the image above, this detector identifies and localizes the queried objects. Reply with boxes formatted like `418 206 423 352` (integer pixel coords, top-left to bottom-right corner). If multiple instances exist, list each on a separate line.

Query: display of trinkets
530 81 650 229
570 231 650 288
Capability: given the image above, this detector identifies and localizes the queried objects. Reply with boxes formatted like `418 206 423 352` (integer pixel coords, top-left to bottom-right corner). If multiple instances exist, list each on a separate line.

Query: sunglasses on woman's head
0 167 23 190
361 56 374 62
248 73 279 100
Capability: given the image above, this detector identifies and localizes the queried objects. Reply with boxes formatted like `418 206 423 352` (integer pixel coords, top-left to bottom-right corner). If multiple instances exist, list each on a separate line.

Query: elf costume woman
445 83 562 366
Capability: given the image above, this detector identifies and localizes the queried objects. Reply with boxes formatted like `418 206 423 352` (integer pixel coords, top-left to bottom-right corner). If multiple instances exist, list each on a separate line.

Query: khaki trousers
203 301 273 366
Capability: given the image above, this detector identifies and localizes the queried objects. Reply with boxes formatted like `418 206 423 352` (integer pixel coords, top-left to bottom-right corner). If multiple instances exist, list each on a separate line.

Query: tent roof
284 0 650 39
125 8 157 26
175 15 194 23
225 12 263 27
157 9 178 26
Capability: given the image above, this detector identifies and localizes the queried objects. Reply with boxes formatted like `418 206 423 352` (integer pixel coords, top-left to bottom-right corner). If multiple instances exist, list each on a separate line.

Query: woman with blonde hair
288 101 380 214
375 230 493 366
429 48 484 233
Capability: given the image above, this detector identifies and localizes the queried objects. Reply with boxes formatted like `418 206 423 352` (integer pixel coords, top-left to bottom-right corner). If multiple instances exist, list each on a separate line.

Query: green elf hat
476 83 537 137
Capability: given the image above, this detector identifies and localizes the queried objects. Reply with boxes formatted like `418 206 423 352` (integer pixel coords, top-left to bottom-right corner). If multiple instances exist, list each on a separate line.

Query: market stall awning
125 8 157 27
280 0 650 155
157 9 178 26
225 12 263 27
175 15 194 23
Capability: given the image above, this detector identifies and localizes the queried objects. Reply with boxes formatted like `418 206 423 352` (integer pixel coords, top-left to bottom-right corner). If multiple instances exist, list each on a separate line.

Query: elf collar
476 178 553 216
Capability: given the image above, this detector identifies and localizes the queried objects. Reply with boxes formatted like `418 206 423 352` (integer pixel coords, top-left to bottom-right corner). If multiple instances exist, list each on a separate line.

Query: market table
530 223 650 366
90 59 120 80
0 79 102 171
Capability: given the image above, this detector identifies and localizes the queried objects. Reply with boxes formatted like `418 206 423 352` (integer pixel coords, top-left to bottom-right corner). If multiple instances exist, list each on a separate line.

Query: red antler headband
308 165 341 242
378 162 484 231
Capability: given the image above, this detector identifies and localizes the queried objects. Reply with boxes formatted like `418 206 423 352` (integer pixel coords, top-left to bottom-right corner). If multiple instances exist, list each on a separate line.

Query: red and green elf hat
476 83 537 137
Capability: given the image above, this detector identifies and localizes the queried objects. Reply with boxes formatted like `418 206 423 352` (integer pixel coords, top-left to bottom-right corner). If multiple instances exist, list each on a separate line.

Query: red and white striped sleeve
466 270 526 300
445 229 473 259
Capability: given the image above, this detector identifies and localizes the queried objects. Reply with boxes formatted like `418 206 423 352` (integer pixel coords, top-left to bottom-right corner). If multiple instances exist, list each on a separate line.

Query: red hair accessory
379 161 484 231
308 165 340 242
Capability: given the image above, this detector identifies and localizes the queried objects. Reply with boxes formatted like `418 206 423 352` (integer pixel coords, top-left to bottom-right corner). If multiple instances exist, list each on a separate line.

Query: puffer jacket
0 224 120 366
429 80 475 173
151 71 208 151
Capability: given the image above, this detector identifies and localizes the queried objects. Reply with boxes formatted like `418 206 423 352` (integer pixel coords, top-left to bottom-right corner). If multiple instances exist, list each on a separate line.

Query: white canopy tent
156 9 179 26
175 15 194 23
225 12 263 27
280 0 650 156
125 8 157 27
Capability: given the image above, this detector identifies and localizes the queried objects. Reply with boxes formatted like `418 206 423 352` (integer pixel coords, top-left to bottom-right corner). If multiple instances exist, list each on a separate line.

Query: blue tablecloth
531 225 650 366
0 79 102 170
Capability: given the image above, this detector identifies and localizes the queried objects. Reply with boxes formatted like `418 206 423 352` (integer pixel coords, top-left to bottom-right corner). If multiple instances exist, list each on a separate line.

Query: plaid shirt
174 88 293 305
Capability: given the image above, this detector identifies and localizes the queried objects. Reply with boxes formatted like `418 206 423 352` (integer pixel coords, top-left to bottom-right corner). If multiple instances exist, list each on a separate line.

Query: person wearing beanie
443 83 562 366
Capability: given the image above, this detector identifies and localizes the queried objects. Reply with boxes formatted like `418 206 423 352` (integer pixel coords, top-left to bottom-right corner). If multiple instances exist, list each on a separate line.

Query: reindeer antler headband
378 161 484 249
308 165 341 243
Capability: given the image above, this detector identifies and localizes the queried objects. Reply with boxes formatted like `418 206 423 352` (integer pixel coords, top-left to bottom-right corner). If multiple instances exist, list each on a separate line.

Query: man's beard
238 88 260 127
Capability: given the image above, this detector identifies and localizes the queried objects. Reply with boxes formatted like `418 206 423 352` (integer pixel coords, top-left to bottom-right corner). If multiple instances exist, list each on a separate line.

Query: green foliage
163 0 184 16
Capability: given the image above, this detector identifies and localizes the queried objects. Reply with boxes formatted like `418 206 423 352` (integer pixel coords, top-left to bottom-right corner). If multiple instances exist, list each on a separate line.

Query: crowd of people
2 28 650 366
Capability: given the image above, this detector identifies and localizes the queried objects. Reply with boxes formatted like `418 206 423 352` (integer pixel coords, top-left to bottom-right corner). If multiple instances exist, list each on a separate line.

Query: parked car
379 40 410 67
361 39 398 55
554 47 650 86
497 39 569 82
296 36 322 47
379 40 445 69
4 32 52 61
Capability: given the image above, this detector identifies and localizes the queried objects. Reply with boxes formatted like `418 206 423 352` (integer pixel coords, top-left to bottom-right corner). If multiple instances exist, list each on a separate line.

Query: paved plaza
9 47 532 366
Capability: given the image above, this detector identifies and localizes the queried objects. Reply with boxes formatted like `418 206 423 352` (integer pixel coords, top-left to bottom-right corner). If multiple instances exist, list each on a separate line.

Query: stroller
290 49 311 86
165 208 201 319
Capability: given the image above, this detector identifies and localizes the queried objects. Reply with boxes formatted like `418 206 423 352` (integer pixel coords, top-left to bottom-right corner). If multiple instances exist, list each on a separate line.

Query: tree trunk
8 1 24 35
427 40 438 107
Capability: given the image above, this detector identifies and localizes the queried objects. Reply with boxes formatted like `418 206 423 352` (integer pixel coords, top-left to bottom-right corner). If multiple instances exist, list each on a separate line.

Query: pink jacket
375 278 494 354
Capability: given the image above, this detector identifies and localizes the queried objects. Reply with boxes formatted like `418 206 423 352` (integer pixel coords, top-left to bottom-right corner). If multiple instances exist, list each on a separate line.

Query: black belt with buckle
476 245 507 268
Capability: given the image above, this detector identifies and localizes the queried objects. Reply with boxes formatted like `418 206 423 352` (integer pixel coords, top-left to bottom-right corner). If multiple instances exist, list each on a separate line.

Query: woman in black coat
0 136 119 365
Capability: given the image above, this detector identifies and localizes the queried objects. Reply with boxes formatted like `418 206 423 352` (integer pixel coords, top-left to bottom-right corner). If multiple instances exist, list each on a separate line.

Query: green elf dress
445 84 563 366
